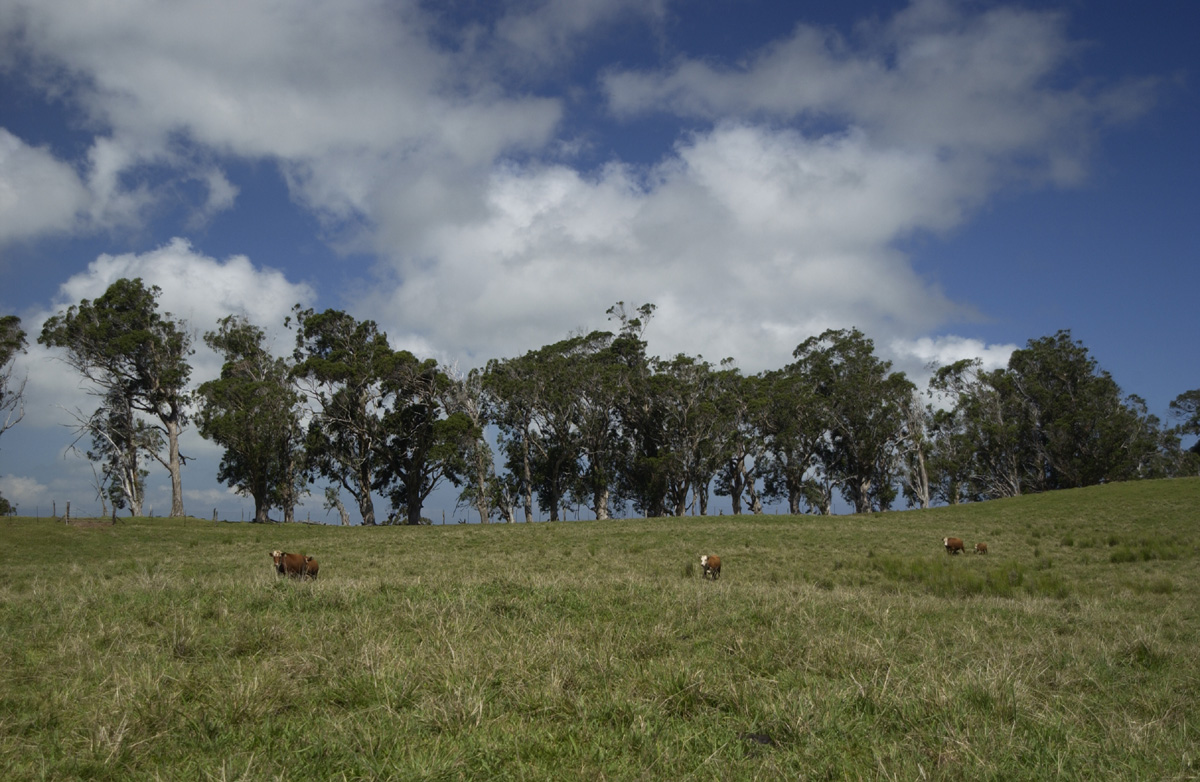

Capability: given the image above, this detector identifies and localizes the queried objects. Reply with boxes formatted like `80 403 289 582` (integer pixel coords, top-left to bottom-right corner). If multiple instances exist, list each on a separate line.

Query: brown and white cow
974 542 988 555
700 554 722 580
943 537 965 555
271 550 318 580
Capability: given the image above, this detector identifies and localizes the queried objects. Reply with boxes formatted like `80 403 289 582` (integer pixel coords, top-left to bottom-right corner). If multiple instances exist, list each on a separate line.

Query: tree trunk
746 467 763 514
856 476 872 514
473 448 491 524
282 446 300 524
330 494 351 526
593 485 610 520
724 455 744 515
912 447 931 510
356 468 376 525
167 415 184 517
521 436 534 523
405 479 423 525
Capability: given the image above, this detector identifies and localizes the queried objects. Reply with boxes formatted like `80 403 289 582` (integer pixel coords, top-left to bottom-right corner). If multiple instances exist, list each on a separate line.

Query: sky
1 0 1197 522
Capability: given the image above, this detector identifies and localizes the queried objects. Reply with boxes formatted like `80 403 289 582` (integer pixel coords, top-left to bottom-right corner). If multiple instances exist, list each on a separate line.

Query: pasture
2 478 1198 780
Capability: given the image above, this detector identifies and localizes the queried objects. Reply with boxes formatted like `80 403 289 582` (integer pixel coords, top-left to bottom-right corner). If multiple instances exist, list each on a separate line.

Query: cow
974 542 988 555
943 537 965 555
700 554 722 580
271 550 318 580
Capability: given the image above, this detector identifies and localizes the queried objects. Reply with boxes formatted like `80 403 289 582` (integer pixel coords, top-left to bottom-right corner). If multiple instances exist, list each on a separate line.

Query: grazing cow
974 542 988 555
271 550 318 580
700 554 722 580
943 537 965 555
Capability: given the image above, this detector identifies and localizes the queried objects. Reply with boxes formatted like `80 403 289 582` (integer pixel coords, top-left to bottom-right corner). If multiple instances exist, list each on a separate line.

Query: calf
974 542 988 555
943 537 965 555
271 550 318 580
700 554 722 580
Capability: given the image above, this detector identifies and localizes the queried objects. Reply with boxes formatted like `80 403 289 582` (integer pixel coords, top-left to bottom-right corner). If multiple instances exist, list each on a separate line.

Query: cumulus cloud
0 129 89 244
0 473 48 512
1 0 1154 379
1 0 562 238
362 120 977 371
602 0 1153 179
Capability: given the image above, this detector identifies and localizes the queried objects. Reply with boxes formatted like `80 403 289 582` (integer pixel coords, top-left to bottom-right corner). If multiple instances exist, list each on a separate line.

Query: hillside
3 478 1198 779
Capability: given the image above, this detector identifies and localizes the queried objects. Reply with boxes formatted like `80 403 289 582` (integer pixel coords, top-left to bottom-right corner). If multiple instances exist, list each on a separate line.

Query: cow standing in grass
943 537 965 555
700 554 722 580
271 550 318 580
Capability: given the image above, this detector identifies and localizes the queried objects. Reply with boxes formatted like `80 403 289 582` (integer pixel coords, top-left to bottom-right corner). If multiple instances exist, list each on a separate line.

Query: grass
2 478 1199 780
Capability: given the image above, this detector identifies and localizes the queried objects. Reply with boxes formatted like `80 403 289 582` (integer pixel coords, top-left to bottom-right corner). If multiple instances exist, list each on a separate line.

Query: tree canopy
38 279 193 517
21 282 1195 523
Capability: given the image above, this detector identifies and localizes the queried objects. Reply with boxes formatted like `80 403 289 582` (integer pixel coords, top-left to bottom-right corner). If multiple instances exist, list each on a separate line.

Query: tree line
2 279 1197 522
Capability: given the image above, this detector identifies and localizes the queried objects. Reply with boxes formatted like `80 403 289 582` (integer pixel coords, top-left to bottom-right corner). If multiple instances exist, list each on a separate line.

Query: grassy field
2 478 1198 780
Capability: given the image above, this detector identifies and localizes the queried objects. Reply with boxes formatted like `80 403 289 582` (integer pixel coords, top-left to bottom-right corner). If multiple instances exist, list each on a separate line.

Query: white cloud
602 0 1154 185
2 0 563 241
2 0 1154 382
0 473 48 512
0 129 89 244
362 121 974 372
890 335 1015 373
490 0 668 69
885 335 1016 398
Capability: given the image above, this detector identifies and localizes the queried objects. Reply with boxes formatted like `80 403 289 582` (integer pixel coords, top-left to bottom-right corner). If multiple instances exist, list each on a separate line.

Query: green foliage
929 331 1181 501
291 307 399 525
2 479 1197 780
375 353 474 525
37 279 193 517
0 314 28 441
790 328 915 513
197 316 305 522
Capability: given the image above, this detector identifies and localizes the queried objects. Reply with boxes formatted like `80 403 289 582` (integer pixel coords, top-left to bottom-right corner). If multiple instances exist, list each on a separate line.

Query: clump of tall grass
869 556 1069 599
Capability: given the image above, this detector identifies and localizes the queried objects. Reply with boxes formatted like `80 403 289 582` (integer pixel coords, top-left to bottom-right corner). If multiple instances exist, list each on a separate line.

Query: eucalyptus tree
1170 389 1200 442
654 353 723 516
197 315 305 523
713 365 768 515
445 366 496 523
375 354 475 525
897 389 934 509
524 334 594 521
0 315 26 444
922 366 977 505
1122 395 1187 479
1008 330 1170 490
0 315 26 514
483 352 542 522
570 331 629 520
930 359 1033 500
606 302 669 517
291 307 397 525
39 278 193 517
1170 389 1200 465
790 328 913 514
83 387 160 516
758 367 826 515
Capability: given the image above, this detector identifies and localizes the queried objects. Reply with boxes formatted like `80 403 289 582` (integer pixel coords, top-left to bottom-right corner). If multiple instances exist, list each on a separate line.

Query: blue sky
1 0 1197 521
